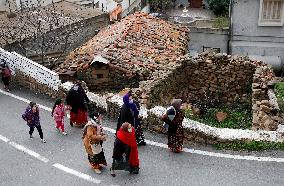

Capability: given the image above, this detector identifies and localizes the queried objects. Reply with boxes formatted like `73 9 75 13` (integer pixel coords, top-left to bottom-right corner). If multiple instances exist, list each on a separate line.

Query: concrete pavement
1 87 284 186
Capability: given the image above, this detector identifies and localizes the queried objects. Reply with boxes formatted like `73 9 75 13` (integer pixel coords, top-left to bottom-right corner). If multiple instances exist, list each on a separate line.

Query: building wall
5 13 109 67
188 27 229 54
231 0 284 70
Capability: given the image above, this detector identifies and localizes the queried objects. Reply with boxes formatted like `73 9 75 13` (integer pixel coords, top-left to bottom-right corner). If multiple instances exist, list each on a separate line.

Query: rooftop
55 12 189 79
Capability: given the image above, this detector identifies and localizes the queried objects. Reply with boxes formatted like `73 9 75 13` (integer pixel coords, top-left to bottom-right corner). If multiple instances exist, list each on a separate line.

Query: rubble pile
55 12 189 82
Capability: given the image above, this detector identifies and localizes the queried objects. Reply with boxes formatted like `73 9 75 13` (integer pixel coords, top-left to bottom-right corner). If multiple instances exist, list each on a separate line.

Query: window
203 47 220 53
258 0 284 26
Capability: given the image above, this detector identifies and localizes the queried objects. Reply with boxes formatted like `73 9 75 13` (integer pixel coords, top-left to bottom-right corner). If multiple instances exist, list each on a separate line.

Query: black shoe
138 141 146 146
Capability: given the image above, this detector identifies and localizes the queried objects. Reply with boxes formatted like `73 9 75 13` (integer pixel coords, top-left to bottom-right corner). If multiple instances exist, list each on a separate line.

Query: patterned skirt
135 125 145 144
168 124 184 153
88 151 107 169
70 109 88 127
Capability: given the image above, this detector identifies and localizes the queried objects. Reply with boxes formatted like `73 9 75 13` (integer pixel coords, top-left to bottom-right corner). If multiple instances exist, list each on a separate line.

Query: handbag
91 143 102 154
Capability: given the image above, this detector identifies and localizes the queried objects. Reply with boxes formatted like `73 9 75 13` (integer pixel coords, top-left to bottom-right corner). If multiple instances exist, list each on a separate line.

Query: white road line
2 89 284 163
0 89 52 112
0 134 10 142
9 141 49 163
53 163 101 184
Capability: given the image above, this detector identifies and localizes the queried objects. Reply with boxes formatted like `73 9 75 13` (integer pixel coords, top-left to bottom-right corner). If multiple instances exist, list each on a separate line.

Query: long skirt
2 76 10 86
168 124 184 153
88 151 107 169
135 125 145 145
70 109 88 127
111 138 139 173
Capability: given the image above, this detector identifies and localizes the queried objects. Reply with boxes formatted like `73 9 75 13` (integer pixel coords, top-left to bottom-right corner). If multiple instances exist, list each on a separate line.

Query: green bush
184 106 252 129
212 16 230 28
274 82 284 113
149 0 173 12
209 0 230 16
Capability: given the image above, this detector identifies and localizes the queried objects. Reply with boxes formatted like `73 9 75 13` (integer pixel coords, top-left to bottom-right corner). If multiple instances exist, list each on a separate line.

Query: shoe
62 132 67 135
93 169 101 174
30 135 33 139
110 168 116 177
41 139 46 143
138 141 146 146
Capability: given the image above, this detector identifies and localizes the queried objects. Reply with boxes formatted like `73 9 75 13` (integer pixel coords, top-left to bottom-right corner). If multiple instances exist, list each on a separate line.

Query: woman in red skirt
66 81 90 127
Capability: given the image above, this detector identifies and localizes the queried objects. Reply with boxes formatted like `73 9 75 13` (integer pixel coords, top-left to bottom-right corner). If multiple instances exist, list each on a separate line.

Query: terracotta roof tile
56 12 190 78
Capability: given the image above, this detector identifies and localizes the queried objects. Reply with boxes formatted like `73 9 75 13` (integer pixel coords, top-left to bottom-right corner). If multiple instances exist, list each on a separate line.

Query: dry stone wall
134 52 282 131
137 53 255 109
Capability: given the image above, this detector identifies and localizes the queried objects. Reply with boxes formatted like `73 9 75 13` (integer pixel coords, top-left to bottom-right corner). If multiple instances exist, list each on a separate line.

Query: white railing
0 48 61 90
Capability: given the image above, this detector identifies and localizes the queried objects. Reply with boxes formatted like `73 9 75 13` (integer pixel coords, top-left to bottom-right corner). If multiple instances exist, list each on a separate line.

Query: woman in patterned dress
82 120 107 174
161 99 185 153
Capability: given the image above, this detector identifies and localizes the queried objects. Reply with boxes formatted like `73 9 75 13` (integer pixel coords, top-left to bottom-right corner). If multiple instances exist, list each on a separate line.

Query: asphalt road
1 86 284 186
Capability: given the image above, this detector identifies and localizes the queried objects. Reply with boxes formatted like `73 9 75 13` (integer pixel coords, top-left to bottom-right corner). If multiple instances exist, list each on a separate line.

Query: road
1 86 284 186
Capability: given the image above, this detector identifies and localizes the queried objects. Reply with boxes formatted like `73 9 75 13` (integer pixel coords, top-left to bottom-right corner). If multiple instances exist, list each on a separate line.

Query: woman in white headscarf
82 116 107 174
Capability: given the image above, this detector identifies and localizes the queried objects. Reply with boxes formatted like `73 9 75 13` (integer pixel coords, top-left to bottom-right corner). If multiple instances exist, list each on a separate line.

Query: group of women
65 82 185 176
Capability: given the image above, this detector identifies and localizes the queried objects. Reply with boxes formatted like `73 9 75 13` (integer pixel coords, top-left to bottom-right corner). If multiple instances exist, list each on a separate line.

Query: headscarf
117 122 139 167
171 99 182 111
123 93 139 118
82 122 97 139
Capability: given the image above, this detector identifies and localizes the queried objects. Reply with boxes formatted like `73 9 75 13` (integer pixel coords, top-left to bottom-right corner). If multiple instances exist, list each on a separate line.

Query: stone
260 105 271 113
215 112 228 122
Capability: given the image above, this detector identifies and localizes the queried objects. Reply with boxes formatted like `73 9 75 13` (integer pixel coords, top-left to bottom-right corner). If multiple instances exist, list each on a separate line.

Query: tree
208 0 230 17
0 1 93 69
148 0 173 13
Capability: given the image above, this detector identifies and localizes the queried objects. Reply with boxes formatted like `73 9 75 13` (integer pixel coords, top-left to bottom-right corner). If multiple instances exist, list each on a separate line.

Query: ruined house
55 12 189 91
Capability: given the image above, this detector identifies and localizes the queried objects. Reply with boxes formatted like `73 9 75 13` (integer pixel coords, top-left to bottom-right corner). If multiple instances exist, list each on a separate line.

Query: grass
184 105 252 129
274 82 284 113
215 140 284 151
212 16 230 29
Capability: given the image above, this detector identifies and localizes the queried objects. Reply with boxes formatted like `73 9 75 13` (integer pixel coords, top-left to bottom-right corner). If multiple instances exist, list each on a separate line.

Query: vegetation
274 82 284 113
208 0 230 17
215 140 284 151
184 104 252 129
212 16 230 28
148 0 173 13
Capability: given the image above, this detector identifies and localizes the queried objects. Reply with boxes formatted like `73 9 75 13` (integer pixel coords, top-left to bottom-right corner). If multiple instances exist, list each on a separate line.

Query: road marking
0 134 10 142
53 163 101 184
9 141 49 163
2 89 284 163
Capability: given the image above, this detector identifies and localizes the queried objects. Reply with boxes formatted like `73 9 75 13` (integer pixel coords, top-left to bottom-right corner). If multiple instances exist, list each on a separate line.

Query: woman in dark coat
1 62 12 92
161 99 185 153
66 81 90 127
116 92 146 145
111 122 139 177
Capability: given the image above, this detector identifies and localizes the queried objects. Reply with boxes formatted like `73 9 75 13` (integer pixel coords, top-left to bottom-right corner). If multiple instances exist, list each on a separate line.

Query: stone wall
137 53 255 109
4 14 109 68
133 52 283 131
252 66 283 130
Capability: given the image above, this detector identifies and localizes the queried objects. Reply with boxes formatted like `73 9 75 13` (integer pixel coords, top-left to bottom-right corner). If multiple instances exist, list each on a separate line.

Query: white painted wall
0 48 61 90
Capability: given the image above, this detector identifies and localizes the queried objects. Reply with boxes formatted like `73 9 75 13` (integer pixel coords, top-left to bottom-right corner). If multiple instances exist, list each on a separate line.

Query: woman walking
66 81 90 127
117 91 146 145
51 99 67 135
22 102 46 143
1 62 12 92
110 122 139 177
161 99 184 153
82 118 107 174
